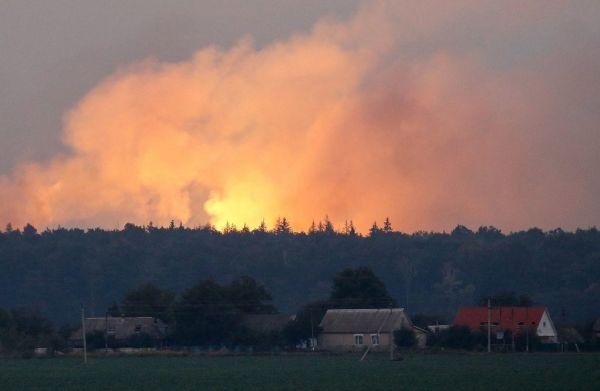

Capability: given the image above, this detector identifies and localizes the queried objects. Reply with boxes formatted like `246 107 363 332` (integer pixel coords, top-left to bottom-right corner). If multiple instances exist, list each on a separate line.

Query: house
317 308 412 352
453 307 558 343
70 316 168 347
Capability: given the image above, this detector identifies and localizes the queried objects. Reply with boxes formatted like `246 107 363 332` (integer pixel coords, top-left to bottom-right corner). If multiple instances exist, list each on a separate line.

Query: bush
429 326 485 350
283 300 328 347
86 330 107 350
232 327 286 351
444 326 473 349
587 338 600 351
0 307 62 357
394 328 416 348
127 332 156 348
514 332 542 351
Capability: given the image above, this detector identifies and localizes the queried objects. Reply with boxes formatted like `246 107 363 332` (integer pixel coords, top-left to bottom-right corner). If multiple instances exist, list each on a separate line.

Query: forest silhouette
0 219 598 325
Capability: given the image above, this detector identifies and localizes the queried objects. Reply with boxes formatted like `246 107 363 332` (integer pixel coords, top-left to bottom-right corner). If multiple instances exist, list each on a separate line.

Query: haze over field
1 1 599 232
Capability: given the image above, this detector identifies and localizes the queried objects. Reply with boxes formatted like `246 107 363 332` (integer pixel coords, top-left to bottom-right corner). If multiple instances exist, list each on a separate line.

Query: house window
134 325 142 333
371 334 380 346
354 334 364 346
543 321 546 327
107 326 116 335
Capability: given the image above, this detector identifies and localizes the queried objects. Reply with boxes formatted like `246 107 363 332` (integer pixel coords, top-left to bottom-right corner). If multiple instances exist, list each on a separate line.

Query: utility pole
361 306 393 362
310 308 314 351
81 304 88 364
525 307 530 352
389 306 394 361
487 298 491 353
104 311 109 350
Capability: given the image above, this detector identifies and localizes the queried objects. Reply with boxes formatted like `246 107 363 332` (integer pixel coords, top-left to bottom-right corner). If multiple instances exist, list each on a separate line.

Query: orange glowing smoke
1 1 599 232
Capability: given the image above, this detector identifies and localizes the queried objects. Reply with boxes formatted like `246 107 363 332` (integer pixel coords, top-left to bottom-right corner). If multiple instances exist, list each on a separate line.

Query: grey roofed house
241 314 295 334
70 316 167 346
318 308 412 352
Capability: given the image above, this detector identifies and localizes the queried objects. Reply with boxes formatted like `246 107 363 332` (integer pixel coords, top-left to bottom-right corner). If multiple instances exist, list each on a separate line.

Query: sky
0 0 359 172
0 0 599 233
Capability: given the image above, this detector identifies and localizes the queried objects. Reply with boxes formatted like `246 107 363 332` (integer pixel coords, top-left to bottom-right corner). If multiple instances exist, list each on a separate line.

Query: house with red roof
453 307 558 343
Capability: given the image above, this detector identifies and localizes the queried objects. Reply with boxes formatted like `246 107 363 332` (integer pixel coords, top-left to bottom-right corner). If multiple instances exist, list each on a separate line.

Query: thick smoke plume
1 1 599 232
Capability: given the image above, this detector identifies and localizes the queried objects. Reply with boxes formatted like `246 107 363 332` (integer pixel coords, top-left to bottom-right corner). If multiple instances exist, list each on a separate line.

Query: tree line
0 266 396 355
0 220 598 329
3 267 599 357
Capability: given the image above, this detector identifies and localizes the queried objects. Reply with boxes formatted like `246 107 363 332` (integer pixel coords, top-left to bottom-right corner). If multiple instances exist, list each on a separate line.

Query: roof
70 317 167 340
412 325 429 335
453 307 546 334
241 314 295 334
427 324 450 333
319 308 410 334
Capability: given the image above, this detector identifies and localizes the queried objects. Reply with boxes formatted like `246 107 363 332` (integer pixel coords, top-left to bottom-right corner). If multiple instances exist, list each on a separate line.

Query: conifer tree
383 217 393 233
223 222 238 234
347 220 357 236
308 220 318 235
256 220 267 233
323 215 335 233
369 221 382 237
274 217 291 234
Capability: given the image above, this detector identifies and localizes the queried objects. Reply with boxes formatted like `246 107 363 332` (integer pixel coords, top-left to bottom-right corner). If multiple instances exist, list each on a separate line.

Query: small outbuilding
412 325 429 349
427 324 450 334
317 308 412 352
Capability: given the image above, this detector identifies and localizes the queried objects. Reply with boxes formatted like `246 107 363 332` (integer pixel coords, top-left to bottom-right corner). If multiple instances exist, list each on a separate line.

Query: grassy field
1 353 599 390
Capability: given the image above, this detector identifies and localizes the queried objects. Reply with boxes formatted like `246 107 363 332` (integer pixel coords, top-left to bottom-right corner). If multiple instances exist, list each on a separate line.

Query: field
1 353 599 390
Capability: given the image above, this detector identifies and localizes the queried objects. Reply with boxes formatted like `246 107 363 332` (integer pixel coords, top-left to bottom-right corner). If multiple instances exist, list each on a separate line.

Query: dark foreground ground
1 353 599 390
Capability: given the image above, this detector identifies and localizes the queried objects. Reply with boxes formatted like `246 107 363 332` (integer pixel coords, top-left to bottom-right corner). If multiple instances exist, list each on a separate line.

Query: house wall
318 332 393 352
536 310 558 342
414 330 427 349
